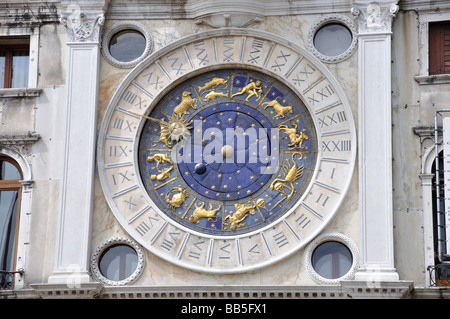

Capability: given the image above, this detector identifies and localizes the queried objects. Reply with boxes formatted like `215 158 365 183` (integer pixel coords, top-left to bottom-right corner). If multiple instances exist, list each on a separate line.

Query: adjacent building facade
0 0 449 299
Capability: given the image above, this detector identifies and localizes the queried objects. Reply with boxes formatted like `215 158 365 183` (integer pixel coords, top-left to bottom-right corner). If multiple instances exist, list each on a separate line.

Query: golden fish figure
224 199 265 231
166 187 189 210
270 154 304 201
202 89 228 102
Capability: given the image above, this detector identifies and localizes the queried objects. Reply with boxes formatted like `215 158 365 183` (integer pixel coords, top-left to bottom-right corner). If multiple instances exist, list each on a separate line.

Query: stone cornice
61 0 111 16
30 282 103 299
400 0 450 12
106 0 353 20
0 1 60 26
24 282 414 299
0 133 40 146
0 88 42 98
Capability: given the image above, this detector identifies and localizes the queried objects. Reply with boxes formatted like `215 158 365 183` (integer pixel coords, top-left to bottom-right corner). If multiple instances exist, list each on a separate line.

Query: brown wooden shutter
444 25 450 74
429 21 450 75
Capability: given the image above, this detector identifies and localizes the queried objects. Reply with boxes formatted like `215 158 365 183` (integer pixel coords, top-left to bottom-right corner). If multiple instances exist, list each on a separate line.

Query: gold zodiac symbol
202 90 229 102
231 80 263 102
149 117 174 148
270 154 304 201
188 202 221 223
165 187 189 210
147 153 174 181
279 124 309 150
224 198 265 231
147 153 172 169
198 77 229 102
262 97 293 119
198 77 228 92
173 91 197 117
151 166 173 181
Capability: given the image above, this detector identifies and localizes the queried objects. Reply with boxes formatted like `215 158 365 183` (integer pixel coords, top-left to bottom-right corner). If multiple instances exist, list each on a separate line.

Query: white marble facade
0 0 448 299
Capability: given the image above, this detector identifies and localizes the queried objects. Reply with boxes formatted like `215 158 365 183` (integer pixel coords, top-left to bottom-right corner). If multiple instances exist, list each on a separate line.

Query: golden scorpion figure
270 154 304 201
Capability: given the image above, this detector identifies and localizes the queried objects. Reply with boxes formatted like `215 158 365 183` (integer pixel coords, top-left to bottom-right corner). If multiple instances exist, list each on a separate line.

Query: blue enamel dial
177 103 274 201
138 69 317 236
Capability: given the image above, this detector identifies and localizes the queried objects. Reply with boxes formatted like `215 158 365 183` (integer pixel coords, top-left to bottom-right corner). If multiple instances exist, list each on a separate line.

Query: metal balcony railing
427 264 450 287
0 269 24 290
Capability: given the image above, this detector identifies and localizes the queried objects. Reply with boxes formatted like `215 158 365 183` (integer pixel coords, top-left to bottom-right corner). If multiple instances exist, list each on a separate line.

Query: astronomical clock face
98 29 356 273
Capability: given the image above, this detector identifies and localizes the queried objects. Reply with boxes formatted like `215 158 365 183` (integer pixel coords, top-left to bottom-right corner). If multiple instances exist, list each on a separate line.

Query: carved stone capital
60 5 105 43
351 1 399 34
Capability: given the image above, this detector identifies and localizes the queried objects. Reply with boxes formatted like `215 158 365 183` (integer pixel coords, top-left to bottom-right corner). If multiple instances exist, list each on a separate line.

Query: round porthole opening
99 244 139 282
102 21 153 68
91 237 145 285
311 241 353 280
313 23 353 57
109 30 146 63
307 14 357 63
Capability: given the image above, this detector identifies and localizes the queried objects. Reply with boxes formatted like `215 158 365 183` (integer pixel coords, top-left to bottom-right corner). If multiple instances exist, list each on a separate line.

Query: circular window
109 30 147 63
307 14 357 63
313 24 353 57
312 241 352 279
99 244 139 281
91 237 145 285
304 233 359 284
102 21 153 68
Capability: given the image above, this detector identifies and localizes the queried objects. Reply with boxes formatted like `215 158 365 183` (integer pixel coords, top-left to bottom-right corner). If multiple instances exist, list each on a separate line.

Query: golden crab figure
166 187 189 210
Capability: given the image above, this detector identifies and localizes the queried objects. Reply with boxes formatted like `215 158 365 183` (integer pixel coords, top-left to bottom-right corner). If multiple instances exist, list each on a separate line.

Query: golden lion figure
188 202 221 223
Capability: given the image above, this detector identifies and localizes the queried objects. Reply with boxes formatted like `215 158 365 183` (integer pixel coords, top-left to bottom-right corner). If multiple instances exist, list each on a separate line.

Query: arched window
0 156 22 273
428 149 450 286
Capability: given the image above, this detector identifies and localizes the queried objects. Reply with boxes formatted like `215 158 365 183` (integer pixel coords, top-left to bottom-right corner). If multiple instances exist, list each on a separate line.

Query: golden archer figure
231 80 263 102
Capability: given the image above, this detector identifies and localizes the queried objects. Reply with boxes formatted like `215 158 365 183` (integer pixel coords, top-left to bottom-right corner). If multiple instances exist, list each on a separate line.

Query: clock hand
129 111 162 123
130 111 192 146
